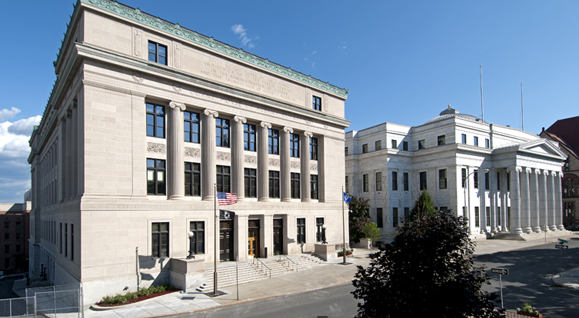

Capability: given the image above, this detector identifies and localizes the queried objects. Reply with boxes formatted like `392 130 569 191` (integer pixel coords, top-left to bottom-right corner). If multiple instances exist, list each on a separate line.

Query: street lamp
187 231 195 259
322 224 327 244
463 168 489 235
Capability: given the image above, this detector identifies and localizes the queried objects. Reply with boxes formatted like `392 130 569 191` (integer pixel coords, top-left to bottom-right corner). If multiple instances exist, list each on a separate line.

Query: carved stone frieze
244 155 257 164
269 158 279 167
134 29 141 56
217 151 231 161
147 142 166 154
184 147 200 158
291 161 300 169
310 163 318 171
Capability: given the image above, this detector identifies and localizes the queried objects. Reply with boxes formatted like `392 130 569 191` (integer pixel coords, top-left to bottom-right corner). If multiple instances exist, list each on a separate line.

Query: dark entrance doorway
248 219 260 257
220 220 234 261
273 218 284 255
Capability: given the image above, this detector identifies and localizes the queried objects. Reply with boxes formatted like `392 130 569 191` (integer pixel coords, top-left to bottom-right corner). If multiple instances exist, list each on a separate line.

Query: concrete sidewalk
48 233 579 318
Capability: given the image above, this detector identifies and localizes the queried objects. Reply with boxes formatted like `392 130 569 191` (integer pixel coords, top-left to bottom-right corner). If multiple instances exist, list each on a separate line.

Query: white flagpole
214 183 218 295
342 187 347 264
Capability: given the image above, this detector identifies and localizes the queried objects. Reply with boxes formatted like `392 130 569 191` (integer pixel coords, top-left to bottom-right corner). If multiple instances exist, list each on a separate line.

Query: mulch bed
96 290 179 307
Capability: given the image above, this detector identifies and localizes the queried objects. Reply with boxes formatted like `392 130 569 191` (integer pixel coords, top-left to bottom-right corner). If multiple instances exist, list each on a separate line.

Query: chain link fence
0 284 83 318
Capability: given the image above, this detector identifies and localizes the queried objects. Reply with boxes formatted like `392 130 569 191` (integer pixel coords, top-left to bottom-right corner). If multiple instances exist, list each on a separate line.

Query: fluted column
479 169 487 234
489 168 497 233
281 127 292 202
168 102 186 199
232 116 246 200
301 132 312 202
548 171 557 231
530 169 541 232
539 170 549 232
555 172 564 230
510 167 522 235
521 168 532 234
500 170 509 232
258 122 271 201
202 109 218 201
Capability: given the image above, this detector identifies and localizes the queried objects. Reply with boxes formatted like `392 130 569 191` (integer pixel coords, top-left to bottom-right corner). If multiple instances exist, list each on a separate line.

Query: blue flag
343 192 352 203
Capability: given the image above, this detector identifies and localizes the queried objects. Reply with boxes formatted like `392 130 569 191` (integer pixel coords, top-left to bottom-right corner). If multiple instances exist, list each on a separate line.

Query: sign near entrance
558 238 568 244
491 268 509 275
555 244 569 250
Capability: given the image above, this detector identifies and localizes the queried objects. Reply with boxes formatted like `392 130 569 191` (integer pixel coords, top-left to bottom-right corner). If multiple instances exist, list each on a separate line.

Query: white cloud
8 115 41 136
312 62 316 68
312 51 317 55
231 24 256 49
0 107 21 121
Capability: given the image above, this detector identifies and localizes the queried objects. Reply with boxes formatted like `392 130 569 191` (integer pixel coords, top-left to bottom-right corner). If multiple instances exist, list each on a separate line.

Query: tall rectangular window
216 118 230 147
404 207 410 223
297 218 306 244
147 159 166 195
376 208 383 228
59 223 62 254
152 222 169 258
291 173 301 199
310 137 318 160
392 171 398 191
244 168 257 198
475 207 480 227
311 175 318 200
507 172 510 191
474 170 479 189
362 144 368 153
146 103 165 138
419 171 427 190
462 134 467 144
403 141 408 151
497 207 501 226
268 129 279 154
316 217 324 242
391 140 397 149
148 41 167 65
185 162 201 196
486 207 491 225
485 171 490 190
190 221 205 254
345 147 349 156
462 168 467 188
375 140 382 150
474 136 479 146
363 174 369 192
269 171 280 198
312 96 321 111
497 172 501 191
216 165 231 192
345 176 349 193
71 224 74 261
418 140 425 149
393 208 399 227
403 172 409 191
244 123 256 151
439 169 447 189
437 135 446 145
65 224 68 258
290 133 300 157
184 111 200 143
485 138 490 148
376 172 383 191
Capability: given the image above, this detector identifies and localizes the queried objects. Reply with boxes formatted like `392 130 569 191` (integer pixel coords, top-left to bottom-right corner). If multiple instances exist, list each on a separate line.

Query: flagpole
342 187 347 264
214 183 218 295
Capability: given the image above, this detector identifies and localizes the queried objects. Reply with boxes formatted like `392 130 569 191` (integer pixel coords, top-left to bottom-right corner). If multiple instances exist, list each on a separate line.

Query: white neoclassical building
28 0 349 303
345 106 567 241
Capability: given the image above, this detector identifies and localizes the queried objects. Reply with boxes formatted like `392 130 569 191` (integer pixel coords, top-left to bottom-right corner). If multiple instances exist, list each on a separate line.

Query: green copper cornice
70 0 348 98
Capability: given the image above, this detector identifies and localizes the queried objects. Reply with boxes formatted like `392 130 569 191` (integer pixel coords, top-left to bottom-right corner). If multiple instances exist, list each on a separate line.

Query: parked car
566 225 579 231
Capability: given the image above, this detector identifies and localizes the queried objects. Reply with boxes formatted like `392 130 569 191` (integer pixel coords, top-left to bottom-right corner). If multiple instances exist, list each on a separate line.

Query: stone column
59 115 67 202
530 169 541 233
71 104 78 199
539 170 549 232
232 116 246 200
520 168 533 234
548 171 557 231
510 167 523 235
500 169 509 232
281 127 293 202
479 169 487 234
301 132 312 202
555 172 564 230
202 109 218 201
167 102 186 199
489 168 497 233
258 122 271 201
65 109 72 200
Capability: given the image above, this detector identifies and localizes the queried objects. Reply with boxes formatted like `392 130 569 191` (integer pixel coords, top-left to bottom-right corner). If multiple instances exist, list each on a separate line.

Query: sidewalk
41 233 579 318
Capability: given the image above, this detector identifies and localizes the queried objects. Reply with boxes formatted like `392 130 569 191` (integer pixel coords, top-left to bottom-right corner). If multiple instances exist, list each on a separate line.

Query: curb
89 290 180 311
551 275 579 290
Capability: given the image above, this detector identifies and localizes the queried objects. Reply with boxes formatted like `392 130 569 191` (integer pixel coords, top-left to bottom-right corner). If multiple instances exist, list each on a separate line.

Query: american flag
217 192 237 205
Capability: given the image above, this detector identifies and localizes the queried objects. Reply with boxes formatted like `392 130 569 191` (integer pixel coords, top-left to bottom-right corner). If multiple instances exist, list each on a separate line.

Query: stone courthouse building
28 0 349 303
346 106 567 240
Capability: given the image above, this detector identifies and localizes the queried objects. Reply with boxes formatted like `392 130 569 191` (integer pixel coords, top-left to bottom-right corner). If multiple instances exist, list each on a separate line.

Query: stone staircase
197 254 325 292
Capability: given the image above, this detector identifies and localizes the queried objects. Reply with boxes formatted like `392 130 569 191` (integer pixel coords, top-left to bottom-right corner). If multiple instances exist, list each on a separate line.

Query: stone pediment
517 139 567 159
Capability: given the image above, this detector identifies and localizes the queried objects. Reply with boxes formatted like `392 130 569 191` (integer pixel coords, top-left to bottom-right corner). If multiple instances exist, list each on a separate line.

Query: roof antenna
521 82 524 131
480 65 484 122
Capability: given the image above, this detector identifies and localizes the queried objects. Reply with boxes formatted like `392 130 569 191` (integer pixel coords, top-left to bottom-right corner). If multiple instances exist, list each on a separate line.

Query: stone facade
346 106 567 241
27 0 349 304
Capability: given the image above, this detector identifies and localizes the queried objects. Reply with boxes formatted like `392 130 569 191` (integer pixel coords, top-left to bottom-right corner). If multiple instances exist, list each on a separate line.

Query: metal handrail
279 254 298 272
252 257 272 278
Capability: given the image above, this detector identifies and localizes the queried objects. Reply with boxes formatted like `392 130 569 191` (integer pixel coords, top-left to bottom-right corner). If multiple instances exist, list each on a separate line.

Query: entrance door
220 220 234 261
273 218 283 255
248 220 260 257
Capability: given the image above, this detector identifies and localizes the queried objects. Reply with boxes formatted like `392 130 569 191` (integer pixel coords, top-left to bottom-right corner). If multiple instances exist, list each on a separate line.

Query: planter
516 311 542 318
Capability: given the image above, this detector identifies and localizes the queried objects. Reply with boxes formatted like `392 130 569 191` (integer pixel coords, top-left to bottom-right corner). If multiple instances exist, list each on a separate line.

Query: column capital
303 131 313 138
283 127 293 134
260 121 271 129
508 166 522 173
542 169 550 176
551 170 559 177
525 167 532 174
67 109 72 117
533 168 541 175
204 109 219 118
234 115 247 124
169 101 186 111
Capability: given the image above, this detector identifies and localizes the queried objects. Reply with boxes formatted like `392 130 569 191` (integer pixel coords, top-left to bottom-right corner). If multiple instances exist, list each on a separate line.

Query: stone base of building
492 230 573 241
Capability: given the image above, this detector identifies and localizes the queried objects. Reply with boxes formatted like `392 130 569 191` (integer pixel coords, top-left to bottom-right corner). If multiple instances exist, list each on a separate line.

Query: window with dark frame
148 41 167 65
485 171 490 190
311 174 318 200
345 147 349 156
65 223 68 258
392 171 397 191
438 135 446 145
439 169 447 189
60 223 62 254
244 168 257 198
184 111 200 143
290 133 300 157
462 168 467 188
297 218 306 244
147 159 166 195
362 144 368 153
403 141 408 151
152 222 169 258
363 174 369 192
216 118 230 147
375 140 382 150
474 136 479 146
244 123 256 151
376 208 383 228
312 96 322 111
391 140 397 149
485 138 490 148
291 173 301 199
269 171 280 198
497 172 501 191
507 172 510 191
462 134 467 144
189 221 205 254
393 207 399 227
404 207 410 223
403 172 409 191
185 162 201 196
316 217 324 242
146 103 165 138
268 129 279 154
345 176 349 193
216 165 231 192
376 172 383 191
310 137 318 160
71 224 74 261
419 171 427 190
475 207 480 227
474 170 479 189
418 140 425 149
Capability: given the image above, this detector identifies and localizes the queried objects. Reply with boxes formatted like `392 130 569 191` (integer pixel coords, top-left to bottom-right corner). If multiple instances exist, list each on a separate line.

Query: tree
410 190 437 220
360 222 382 244
348 196 371 244
352 210 501 318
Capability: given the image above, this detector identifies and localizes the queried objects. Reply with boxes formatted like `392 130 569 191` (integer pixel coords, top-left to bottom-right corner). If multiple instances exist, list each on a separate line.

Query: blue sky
0 0 577 203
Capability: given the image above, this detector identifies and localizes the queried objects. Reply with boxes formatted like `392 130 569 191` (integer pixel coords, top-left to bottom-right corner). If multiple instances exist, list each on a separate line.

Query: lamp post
463 168 489 234
322 224 327 244
187 231 195 259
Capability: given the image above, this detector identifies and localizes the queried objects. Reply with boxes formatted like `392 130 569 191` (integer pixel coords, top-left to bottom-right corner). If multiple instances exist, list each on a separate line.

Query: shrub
98 284 177 305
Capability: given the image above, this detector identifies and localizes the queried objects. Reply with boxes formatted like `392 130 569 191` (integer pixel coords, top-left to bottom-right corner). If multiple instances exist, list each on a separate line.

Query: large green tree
348 196 370 244
352 209 501 318
410 190 437 220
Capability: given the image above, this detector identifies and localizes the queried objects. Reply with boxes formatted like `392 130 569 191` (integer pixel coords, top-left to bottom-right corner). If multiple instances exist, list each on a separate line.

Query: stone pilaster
65 109 72 200
202 109 218 201
258 122 271 201
281 127 293 202
479 169 486 234
301 131 312 202
71 104 78 199
510 167 523 235
168 102 186 199
232 116 246 200
489 168 497 233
